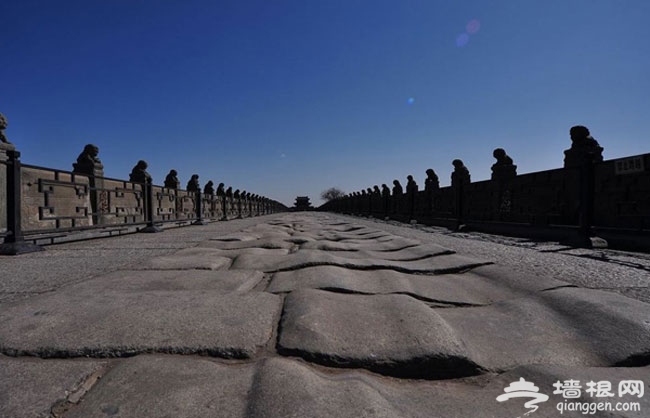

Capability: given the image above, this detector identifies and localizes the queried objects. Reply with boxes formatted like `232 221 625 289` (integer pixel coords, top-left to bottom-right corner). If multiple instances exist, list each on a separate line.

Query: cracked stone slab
208 232 262 242
199 237 296 250
268 265 571 305
284 236 317 245
203 242 452 262
138 247 232 270
47 355 650 418
318 224 369 232
64 355 254 418
0 355 109 418
232 250 491 274
318 229 389 239
241 225 293 236
298 242 452 260
301 236 423 252
67 270 266 294
248 358 650 418
337 244 452 261
318 231 394 242
187 247 291 259
0 291 281 358
439 287 650 371
277 289 481 378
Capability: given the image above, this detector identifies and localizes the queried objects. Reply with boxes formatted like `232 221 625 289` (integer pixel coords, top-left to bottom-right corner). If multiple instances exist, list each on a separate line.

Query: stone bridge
1 212 649 418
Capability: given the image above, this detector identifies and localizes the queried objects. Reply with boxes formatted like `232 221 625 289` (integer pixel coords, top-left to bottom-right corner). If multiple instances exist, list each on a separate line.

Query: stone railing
320 126 649 250
0 115 287 255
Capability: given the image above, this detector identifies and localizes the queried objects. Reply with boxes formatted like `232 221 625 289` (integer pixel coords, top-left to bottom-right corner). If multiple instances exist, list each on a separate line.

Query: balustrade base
561 234 608 249
140 224 163 233
0 242 44 255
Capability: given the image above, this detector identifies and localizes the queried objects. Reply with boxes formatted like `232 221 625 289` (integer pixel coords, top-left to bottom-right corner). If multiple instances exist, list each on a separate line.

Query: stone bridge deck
1 213 649 417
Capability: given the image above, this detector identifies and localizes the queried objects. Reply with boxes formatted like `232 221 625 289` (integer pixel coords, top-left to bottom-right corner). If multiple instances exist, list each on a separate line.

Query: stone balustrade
320 126 649 250
0 113 287 255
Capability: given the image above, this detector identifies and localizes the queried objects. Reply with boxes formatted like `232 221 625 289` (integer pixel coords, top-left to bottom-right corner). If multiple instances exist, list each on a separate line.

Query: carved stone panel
21 167 92 232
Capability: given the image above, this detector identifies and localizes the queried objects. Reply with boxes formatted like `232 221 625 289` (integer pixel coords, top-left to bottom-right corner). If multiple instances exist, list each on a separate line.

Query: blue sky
2 0 648 206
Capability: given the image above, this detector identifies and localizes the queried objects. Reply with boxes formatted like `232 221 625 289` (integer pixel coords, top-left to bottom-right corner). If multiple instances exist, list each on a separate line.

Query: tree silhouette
320 187 345 202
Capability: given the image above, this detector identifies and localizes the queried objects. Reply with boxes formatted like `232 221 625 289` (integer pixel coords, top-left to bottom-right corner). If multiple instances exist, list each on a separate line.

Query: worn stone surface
248 358 650 418
64 355 253 418
68 269 266 294
200 237 296 250
0 355 108 418
299 236 423 251
192 247 291 258
268 265 570 305
141 247 233 270
346 215 650 301
232 250 491 274
278 289 481 378
53 355 650 418
297 242 453 260
439 287 650 370
0 290 281 358
1 212 649 417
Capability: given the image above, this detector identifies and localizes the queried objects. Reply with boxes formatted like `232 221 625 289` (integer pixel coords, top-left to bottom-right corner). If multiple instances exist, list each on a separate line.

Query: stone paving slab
277 289 481 379
51 355 650 418
64 355 253 418
284 234 317 244
248 358 650 418
231 250 492 274
67 270 266 294
351 215 650 298
0 291 281 358
199 237 296 250
2 212 649 417
139 247 233 270
439 287 650 371
191 247 292 259
296 243 453 261
301 236 423 252
0 355 109 418
267 265 570 305
245 224 294 235
203 241 450 262
208 232 263 242
317 231 394 241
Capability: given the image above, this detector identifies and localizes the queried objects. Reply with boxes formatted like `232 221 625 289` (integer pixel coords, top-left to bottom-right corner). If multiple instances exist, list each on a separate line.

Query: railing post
451 159 470 231
140 179 162 233
574 159 606 247
221 196 228 220
454 183 464 228
578 162 590 235
561 125 607 248
383 194 389 219
0 143 12 236
1 150 43 254
193 190 208 225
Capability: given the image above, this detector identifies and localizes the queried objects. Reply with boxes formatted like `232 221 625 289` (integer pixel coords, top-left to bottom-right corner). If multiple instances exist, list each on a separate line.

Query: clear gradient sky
2 1 648 206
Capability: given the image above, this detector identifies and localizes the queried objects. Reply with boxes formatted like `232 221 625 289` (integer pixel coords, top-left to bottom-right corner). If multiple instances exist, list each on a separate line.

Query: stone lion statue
0 113 12 144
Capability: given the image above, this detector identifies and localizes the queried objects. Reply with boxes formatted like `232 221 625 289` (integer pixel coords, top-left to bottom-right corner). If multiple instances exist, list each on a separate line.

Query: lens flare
456 33 469 47
407 97 415 105
466 19 481 34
